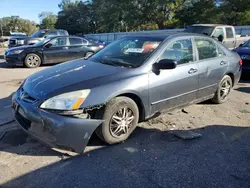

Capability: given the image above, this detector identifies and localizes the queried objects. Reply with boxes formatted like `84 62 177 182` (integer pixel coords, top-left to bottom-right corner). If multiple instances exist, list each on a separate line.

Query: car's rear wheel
212 75 233 104
95 97 139 144
24 53 41 68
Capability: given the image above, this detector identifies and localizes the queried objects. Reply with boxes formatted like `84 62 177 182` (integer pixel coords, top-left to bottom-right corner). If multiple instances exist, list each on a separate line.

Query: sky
0 0 62 23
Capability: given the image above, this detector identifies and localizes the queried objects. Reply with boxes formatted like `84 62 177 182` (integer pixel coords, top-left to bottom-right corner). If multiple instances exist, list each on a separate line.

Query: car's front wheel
24 53 41 68
212 75 233 104
95 97 139 144
85 52 94 59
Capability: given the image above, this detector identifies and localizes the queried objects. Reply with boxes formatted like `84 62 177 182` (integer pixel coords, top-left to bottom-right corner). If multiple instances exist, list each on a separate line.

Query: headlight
17 40 24 45
9 49 24 55
40 89 91 110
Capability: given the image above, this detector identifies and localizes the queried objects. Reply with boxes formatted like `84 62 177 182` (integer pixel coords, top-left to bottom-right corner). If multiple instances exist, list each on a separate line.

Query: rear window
69 38 83 45
195 38 218 60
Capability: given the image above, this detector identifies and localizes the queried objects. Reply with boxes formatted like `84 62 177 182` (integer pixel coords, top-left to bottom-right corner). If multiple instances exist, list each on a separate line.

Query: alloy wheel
109 107 135 138
220 78 231 100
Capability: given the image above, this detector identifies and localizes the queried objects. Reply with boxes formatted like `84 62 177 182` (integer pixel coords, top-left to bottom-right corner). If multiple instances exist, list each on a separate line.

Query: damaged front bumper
12 91 104 153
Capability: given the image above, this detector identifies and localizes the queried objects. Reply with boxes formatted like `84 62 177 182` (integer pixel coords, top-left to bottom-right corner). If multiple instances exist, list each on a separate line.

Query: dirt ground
0 57 250 188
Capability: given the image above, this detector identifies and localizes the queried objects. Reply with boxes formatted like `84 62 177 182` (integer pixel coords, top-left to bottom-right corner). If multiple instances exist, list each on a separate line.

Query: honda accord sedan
5 36 104 68
12 33 242 153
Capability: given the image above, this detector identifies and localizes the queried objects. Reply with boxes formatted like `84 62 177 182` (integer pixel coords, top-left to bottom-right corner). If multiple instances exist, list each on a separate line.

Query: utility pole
0 18 3 37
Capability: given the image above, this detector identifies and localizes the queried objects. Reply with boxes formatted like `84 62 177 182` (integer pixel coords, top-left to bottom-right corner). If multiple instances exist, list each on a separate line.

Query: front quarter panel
82 73 150 117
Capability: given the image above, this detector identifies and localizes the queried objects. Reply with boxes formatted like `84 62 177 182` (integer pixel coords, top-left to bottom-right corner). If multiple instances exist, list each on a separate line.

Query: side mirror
218 35 224 42
45 43 52 48
239 43 243 47
153 59 177 70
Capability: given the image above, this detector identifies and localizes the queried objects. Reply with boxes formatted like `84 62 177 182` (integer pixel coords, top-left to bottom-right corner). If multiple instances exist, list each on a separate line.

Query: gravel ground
0 58 250 188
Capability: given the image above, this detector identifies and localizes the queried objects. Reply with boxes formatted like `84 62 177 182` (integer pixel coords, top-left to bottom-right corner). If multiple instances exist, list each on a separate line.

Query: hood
8 45 32 51
10 36 27 40
234 47 250 55
23 59 127 99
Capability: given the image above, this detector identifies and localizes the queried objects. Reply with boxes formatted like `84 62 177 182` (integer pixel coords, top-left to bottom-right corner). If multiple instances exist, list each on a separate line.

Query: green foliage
54 0 250 34
39 12 57 29
0 16 38 36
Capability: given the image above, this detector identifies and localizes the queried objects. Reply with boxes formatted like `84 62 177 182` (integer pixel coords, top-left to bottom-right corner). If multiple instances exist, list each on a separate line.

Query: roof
190 24 233 27
123 32 207 40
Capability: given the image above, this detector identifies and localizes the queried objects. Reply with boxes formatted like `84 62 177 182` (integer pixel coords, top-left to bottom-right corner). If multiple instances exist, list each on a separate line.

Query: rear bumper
12 90 104 153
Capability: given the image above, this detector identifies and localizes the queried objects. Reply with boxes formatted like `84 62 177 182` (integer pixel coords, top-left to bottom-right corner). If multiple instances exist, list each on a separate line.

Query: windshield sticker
125 48 144 53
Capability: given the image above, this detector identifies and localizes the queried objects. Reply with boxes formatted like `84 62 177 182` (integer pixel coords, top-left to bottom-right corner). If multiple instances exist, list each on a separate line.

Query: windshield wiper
100 59 136 68
100 60 119 67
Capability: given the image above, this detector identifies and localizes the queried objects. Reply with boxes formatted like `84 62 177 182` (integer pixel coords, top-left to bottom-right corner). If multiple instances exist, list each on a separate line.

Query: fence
85 26 250 42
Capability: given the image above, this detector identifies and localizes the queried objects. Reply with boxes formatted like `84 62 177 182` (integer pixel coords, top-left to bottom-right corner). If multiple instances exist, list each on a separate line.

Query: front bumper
12 90 104 153
5 54 24 65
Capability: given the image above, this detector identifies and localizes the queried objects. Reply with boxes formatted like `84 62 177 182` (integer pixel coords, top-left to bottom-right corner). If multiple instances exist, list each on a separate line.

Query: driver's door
43 37 70 64
149 38 199 114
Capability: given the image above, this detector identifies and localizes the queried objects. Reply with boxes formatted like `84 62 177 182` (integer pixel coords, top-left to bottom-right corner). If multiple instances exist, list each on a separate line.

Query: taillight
239 59 243 66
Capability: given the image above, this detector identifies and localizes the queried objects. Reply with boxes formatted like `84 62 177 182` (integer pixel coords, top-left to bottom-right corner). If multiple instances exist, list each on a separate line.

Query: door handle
220 61 227 65
188 68 198 74
63 46 68 50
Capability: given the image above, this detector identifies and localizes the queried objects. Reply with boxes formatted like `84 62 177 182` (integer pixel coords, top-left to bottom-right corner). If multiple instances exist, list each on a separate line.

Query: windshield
89 37 163 68
185 26 214 36
30 30 47 38
33 38 51 47
242 40 250 48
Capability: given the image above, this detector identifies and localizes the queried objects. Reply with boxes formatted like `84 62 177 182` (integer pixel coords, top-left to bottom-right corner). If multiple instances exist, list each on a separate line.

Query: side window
49 37 68 47
82 39 88 45
195 38 218 60
213 28 224 38
159 39 194 65
217 45 226 57
226 28 234 38
59 30 66 36
69 38 83 46
46 30 58 37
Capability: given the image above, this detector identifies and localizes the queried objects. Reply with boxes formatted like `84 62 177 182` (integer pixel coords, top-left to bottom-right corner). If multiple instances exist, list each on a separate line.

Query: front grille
19 88 37 103
9 39 16 45
15 111 31 130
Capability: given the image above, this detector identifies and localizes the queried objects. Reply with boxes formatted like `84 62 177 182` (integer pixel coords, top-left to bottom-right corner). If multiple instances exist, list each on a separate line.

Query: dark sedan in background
234 40 250 74
5 36 104 68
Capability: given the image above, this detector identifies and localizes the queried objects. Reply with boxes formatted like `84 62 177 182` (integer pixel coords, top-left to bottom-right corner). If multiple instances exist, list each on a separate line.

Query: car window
59 30 66 35
46 30 58 37
69 38 83 46
49 37 68 47
83 39 88 45
195 38 218 60
213 28 224 38
226 28 234 38
89 37 163 68
217 45 226 56
159 39 194 65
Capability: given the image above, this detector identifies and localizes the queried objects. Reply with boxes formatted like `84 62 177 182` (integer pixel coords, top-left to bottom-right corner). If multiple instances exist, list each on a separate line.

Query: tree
0 16 38 36
39 12 57 29
176 0 220 27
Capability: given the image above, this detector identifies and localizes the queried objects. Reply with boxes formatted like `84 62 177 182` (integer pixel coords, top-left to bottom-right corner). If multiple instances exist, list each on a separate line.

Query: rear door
223 27 236 50
43 37 70 64
68 37 87 60
149 37 199 114
194 37 228 99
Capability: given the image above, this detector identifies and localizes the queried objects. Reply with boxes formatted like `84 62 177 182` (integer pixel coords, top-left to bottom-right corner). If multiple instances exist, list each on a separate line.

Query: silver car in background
13 33 242 153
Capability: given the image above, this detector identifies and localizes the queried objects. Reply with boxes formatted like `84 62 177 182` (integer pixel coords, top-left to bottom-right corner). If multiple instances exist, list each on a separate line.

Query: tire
85 52 94 59
212 75 233 104
95 97 139 144
24 53 41 68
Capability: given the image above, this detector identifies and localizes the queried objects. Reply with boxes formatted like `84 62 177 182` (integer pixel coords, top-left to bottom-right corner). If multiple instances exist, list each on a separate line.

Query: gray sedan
12 33 242 153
